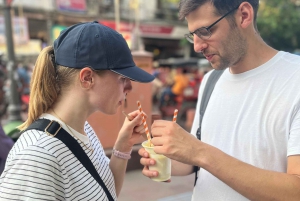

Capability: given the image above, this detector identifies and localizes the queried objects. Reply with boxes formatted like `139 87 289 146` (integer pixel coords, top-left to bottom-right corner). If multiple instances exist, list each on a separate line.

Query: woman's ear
79 67 94 89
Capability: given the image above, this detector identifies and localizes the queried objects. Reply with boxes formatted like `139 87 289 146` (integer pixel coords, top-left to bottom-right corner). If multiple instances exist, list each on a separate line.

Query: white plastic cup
142 141 171 182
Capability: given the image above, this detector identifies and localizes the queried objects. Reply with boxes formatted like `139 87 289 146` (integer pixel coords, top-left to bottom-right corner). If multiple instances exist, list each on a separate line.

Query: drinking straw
122 111 133 121
137 101 153 146
173 109 178 122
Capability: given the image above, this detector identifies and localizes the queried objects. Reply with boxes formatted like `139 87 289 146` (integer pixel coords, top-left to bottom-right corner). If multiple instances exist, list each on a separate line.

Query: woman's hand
138 147 158 178
138 147 171 182
114 110 145 152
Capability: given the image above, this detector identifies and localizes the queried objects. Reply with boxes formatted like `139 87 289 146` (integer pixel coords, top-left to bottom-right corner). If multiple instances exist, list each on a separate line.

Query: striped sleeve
0 145 65 201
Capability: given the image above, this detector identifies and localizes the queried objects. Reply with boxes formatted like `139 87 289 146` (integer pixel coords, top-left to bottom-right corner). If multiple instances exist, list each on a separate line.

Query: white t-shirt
191 51 300 200
0 114 117 201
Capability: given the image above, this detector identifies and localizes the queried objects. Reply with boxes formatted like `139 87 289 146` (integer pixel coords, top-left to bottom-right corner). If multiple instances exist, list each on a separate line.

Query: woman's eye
121 77 127 83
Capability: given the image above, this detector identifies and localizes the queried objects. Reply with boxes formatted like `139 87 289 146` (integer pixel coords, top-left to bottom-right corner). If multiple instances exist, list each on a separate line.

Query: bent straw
173 109 178 122
122 111 133 121
137 101 153 146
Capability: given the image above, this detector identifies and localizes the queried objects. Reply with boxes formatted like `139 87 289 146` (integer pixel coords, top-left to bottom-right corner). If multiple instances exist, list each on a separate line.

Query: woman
0 21 154 200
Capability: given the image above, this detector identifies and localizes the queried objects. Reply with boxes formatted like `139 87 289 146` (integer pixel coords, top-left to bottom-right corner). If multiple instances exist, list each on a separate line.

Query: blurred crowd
0 59 33 175
151 59 212 129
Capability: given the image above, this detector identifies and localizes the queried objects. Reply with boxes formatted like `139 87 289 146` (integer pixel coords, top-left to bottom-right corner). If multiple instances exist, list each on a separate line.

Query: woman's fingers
141 166 158 178
140 157 156 166
134 124 145 133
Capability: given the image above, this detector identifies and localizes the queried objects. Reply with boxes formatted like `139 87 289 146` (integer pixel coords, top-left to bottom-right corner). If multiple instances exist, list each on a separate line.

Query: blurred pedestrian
139 1 300 200
17 63 30 96
0 21 154 200
160 67 189 107
0 69 14 175
17 64 31 112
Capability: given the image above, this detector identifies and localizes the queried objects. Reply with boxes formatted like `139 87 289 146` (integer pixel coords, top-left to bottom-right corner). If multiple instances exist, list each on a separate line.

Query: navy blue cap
53 21 154 83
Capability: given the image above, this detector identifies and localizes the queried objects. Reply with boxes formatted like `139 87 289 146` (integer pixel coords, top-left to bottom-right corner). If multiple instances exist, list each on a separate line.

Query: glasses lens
195 28 211 39
184 33 194 43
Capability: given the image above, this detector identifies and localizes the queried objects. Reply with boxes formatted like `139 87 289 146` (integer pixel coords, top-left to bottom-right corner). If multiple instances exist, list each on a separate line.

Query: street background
119 169 194 201
0 0 300 200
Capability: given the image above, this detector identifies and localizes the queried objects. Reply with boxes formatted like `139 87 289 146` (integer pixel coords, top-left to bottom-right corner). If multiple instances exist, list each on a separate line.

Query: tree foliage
257 0 300 51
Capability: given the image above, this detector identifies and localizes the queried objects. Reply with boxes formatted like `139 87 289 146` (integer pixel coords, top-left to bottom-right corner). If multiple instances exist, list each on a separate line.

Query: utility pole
130 0 142 50
4 0 22 122
114 0 120 32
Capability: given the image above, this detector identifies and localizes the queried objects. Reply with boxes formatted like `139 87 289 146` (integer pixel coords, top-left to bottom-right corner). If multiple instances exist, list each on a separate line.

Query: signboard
0 17 29 45
0 39 42 55
10 0 54 11
139 25 173 35
56 0 86 12
99 20 177 40
51 25 67 41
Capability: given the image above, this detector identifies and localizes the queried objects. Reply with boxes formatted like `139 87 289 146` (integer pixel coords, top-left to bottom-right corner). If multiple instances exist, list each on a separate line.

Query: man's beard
211 28 247 70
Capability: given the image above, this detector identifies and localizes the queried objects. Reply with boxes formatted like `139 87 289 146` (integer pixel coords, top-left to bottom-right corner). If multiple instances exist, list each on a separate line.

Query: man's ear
238 2 254 29
79 67 94 89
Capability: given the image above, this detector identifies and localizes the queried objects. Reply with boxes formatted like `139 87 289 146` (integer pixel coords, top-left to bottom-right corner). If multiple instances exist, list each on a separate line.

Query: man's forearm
171 160 194 176
200 145 300 201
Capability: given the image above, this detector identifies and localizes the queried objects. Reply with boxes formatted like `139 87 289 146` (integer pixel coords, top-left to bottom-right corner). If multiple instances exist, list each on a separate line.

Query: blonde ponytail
18 46 59 130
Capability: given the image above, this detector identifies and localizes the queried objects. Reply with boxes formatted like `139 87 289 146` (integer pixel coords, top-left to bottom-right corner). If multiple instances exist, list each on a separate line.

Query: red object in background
56 0 86 12
99 20 173 36
6 0 13 6
21 95 29 104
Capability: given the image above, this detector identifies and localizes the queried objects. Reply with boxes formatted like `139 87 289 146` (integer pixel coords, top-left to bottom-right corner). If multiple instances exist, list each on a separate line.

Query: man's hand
151 120 203 166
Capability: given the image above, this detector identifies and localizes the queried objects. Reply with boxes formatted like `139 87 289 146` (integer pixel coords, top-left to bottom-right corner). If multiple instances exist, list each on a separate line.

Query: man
139 0 300 200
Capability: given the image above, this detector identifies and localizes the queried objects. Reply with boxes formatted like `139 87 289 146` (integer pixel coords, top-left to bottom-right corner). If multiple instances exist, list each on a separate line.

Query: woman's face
90 70 132 115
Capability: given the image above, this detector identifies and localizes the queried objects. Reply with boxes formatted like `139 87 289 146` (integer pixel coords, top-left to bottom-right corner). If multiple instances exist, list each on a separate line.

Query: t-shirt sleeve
0 146 65 201
288 102 300 156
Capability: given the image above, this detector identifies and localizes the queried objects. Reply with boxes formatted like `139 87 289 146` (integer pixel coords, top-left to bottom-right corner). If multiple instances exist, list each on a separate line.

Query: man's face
186 2 247 70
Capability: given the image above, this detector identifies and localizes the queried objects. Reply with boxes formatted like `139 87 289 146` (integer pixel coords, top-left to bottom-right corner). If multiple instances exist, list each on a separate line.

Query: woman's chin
98 106 119 115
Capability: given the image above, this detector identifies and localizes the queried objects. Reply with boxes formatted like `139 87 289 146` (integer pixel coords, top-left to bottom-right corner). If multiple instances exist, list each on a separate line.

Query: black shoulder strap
196 69 225 140
25 119 115 201
194 69 224 186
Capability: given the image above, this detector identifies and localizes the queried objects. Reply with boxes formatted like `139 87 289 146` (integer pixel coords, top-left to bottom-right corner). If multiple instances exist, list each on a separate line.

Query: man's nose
193 35 208 53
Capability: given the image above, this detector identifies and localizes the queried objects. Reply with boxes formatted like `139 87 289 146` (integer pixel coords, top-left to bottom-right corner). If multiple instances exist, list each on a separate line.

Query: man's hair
179 0 259 29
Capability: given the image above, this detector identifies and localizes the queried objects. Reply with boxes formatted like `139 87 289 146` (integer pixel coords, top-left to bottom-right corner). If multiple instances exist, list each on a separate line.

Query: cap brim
111 66 155 83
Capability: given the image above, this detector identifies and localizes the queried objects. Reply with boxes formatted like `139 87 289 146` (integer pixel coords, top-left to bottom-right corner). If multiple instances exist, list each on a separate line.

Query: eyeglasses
184 5 240 43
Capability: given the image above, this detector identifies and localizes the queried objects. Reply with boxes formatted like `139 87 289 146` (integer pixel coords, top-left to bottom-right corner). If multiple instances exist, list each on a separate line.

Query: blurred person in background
17 63 30 96
139 0 300 200
151 70 163 106
0 21 154 200
0 69 14 175
17 64 31 112
159 67 189 108
0 53 6 73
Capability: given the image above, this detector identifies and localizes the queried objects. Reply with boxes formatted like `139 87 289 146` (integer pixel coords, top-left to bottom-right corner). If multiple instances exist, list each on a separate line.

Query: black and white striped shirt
0 115 116 201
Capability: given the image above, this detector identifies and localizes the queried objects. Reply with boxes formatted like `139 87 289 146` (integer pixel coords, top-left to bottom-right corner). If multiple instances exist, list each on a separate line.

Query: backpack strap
25 119 115 201
194 69 224 186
